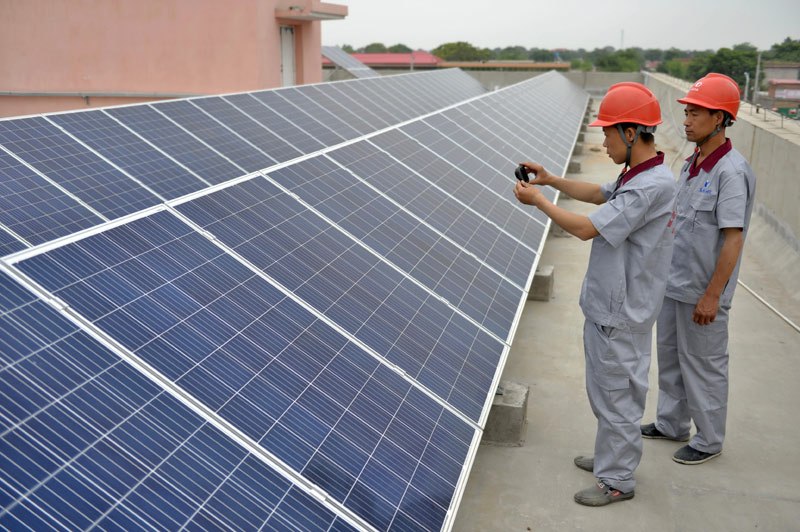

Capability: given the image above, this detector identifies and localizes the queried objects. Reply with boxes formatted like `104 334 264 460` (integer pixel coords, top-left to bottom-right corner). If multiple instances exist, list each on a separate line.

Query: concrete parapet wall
645 72 800 251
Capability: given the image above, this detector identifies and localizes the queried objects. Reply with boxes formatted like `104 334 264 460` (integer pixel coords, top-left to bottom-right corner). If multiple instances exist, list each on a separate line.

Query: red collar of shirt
686 138 732 180
614 152 665 191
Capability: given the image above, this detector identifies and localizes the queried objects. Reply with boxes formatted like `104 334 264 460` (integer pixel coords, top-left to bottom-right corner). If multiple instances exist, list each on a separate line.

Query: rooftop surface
451 99 800 531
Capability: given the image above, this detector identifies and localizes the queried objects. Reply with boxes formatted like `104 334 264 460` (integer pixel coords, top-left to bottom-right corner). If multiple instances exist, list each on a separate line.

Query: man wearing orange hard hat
514 82 676 506
641 74 757 466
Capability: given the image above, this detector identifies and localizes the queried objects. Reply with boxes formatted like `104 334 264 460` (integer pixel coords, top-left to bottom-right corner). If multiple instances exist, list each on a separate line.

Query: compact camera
514 164 529 183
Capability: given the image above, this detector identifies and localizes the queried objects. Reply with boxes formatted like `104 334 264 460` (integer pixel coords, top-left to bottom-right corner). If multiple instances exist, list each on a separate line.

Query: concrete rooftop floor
451 102 800 532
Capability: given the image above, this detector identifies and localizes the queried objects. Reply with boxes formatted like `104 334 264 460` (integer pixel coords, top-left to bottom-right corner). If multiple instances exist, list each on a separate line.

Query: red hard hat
589 82 662 128
678 73 740 120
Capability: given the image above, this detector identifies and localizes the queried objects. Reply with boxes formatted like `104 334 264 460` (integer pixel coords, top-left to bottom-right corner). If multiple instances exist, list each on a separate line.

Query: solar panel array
322 46 381 79
1 69 588 531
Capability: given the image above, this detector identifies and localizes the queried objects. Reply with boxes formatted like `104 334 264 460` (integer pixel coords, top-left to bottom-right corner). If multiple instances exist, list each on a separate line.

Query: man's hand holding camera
514 162 554 209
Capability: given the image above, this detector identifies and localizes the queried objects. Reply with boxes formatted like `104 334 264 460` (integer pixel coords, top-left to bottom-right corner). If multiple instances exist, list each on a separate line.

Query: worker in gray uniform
641 73 756 465
514 82 676 506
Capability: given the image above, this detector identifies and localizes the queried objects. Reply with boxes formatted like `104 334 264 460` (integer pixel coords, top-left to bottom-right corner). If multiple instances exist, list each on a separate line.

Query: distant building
767 79 800 113
0 0 347 118
763 61 800 82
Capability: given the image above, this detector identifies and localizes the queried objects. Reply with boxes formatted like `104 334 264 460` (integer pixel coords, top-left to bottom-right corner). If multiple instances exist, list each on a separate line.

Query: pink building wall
0 0 347 117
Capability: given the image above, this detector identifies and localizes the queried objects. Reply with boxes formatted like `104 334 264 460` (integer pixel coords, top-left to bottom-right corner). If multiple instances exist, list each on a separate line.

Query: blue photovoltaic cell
366 130 539 287
48 110 207 200
458 104 543 164
251 90 345 148
176 178 505 419
106 105 242 185
17 211 479 531
265 155 522 340
0 271 351 531
0 117 159 219
223 93 325 155
374 78 430 120
1 71 590 531
0 227 26 257
323 82 396 129
482 73 588 172
282 87 362 139
433 69 487 104
465 98 560 169
354 78 418 123
444 107 533 170
294 85 376 137
422 113 513 184
190 96 302 165
151 100 275 173
0 150 104 247
399 119 552 230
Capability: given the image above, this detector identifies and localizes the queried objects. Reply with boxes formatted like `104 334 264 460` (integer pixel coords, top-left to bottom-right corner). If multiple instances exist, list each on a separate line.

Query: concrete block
481 380 529 447
576 132 585 142
572 143 583 156
567 159 581 173
527 264 554 301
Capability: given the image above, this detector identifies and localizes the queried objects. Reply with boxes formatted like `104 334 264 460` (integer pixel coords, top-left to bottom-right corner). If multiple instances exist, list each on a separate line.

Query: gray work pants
583 320 651 493
654 297 730 453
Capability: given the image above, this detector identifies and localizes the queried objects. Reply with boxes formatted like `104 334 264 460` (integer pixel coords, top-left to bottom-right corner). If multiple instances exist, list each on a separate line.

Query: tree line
339 38 800 91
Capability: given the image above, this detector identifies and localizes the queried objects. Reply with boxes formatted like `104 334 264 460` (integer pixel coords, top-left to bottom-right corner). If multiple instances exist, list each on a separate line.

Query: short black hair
617 122 655 143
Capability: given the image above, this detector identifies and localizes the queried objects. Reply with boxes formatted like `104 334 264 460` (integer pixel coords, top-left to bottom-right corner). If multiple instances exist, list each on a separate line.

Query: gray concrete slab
453 117 800 531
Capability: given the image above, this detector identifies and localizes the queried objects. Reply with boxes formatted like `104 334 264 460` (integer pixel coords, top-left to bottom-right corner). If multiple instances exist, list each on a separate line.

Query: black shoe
573 455 594 472
640 423 690 442
672 445 722 465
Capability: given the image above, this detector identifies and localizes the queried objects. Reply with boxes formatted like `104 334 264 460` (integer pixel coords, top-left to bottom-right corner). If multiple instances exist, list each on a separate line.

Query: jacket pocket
689 193 717 232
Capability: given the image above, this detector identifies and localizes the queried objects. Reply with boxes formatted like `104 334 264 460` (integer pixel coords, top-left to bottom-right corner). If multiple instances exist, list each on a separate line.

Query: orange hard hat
589 82 662 128
678 73 740 120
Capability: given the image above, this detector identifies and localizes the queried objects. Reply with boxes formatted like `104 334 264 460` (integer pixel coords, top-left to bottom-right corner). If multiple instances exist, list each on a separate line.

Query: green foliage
431 41 491 61
687 43 758 87
387 43 412 53
594 48 644 72
528 47 557 62
765 37 800 61
345 37 797 75
341 44 355 54
661 59 689 78
663 48 689 62
495 46 528 60
643 48 663 61
571 59 592 71
362 42 387 53
732 42 757 52
686 52 712 81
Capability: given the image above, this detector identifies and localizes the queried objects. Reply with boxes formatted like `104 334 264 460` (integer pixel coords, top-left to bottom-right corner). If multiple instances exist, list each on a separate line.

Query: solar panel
0 267 357 530
151 100 276 173
105 104 242 186
0 226 26 256
322 46 381 79
1 69 588 531
10 210 479 531
173 177 505 420
0 118 159 220
48 110 206 201
0 148 104 246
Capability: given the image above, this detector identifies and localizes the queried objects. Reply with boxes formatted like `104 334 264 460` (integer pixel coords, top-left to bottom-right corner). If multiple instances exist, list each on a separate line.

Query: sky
322 0 800 53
